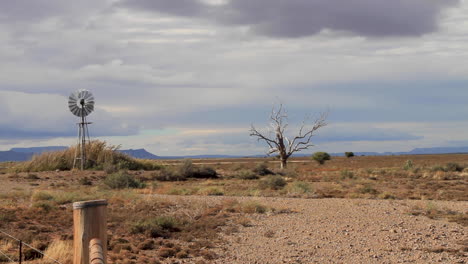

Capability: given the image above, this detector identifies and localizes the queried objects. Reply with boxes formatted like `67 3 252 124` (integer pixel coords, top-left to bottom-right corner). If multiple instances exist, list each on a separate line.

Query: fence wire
0 248 15 262
0 229 63 264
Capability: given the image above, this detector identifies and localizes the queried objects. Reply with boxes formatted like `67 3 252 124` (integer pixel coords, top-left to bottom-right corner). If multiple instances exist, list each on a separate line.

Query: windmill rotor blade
68 89 95 117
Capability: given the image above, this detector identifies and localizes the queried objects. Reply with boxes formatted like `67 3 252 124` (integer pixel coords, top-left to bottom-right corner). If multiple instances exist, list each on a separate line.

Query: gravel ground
157 195 467 264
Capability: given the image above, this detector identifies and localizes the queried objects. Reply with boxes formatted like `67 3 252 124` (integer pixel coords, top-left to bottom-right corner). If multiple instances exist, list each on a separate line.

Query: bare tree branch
250 104 328 169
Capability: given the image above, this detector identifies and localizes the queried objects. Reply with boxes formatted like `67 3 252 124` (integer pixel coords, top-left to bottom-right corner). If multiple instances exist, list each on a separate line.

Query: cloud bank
121 0 460 37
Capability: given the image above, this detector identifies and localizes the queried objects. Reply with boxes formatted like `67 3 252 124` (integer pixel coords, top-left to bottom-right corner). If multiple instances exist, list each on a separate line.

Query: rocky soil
158 196 467 264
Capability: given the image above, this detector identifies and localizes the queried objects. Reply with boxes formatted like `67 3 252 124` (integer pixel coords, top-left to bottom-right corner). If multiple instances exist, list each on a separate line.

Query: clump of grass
14 140 161 172
104 171 146 189
42 240 73 264
259 175 287 190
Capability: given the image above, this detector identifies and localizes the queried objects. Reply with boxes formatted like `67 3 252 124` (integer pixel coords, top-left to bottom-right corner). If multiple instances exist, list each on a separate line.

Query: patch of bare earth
193 197 467 264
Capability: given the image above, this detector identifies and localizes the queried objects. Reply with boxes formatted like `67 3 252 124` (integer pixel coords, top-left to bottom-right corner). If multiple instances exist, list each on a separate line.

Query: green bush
259 175 287 190
312 152 331 165
104 171 146 189
344 152 354 158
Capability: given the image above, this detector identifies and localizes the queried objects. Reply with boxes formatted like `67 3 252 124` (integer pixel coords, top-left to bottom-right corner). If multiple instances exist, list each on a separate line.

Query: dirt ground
0 154 467 263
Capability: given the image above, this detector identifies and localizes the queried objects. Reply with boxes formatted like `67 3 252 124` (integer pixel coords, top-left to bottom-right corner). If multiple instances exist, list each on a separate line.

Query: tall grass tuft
41 240 73 264
12 140 161 172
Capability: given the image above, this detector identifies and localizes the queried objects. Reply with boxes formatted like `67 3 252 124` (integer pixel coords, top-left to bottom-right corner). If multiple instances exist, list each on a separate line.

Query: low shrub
198 187 224 196
32 191 54 202
32 201 54 212
151 168 187 181
288 181 312 194
259 175 287 190
431 165 446 172
131 216 180 238
104 171 145 189
192 166 218 179
179 159 195 178
340 170 355 179
253 163 273 176
445 163 464 172
345 152 354 158
79 177 92 186
164 160 218 179
430 163 464 173
359 185 378 195
235 170 259 180
240 201 267 214
312 152 331 165
403 160 414 170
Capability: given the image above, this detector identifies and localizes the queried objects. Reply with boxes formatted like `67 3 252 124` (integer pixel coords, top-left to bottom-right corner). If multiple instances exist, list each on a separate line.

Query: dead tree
250 104 328 169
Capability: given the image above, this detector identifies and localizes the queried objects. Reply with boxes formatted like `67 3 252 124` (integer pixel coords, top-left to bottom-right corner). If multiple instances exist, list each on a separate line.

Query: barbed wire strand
0 248 15 263
0 229 63 264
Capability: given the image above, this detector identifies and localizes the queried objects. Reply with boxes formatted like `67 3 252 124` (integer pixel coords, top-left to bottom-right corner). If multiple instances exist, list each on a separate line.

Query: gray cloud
120 0 460 37
0 0 110 23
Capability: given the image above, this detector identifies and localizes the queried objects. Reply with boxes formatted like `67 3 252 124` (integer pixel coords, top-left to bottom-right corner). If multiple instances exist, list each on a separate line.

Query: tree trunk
280 157 287 169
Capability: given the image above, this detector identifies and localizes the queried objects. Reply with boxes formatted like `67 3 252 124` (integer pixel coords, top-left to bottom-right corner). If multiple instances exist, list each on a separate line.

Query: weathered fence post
73 200 108 264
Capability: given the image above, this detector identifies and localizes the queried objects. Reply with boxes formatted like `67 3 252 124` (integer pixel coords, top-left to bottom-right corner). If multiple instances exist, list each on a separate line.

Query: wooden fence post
73 200 108 264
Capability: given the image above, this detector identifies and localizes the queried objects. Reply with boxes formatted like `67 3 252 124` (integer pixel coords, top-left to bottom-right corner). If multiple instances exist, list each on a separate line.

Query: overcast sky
1 0 468 155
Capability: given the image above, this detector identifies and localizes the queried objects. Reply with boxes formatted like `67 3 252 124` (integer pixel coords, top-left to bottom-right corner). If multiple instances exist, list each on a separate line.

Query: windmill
68 89 95 170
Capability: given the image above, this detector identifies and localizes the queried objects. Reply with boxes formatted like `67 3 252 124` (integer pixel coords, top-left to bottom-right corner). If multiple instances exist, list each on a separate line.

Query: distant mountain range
2 146 468 162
